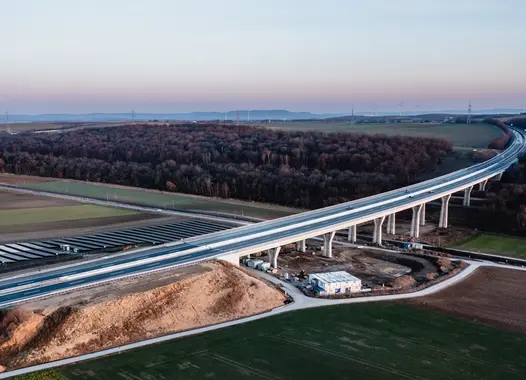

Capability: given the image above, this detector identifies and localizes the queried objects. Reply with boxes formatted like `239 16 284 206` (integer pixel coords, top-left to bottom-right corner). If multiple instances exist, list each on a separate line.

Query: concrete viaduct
0 129 523 308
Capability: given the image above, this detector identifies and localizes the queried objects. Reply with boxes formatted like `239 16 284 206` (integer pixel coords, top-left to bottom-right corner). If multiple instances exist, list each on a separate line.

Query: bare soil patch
421 226 473 246
403 267 526 333
0 261 285 371
270 244 412 286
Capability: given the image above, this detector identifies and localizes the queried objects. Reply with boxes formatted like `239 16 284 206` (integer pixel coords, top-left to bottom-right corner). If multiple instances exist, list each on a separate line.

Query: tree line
0 124 452 208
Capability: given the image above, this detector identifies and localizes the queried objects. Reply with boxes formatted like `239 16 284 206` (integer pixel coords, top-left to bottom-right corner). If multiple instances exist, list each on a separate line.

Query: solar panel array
0 243 62 264
0 220 231 265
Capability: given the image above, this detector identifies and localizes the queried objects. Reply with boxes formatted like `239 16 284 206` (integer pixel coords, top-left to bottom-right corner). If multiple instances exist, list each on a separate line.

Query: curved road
0 128 524 308
1 259 524 379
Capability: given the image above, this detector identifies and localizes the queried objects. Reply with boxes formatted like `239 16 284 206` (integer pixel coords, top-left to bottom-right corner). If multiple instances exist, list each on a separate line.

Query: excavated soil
0 262 285 371
403 267 526 333
274 245 412 286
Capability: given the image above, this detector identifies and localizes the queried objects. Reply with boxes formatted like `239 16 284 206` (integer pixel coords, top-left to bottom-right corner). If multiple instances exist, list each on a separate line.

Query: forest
0 124 452 208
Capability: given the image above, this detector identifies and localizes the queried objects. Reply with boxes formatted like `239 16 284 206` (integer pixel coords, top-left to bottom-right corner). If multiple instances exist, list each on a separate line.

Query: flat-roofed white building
308 271 362 295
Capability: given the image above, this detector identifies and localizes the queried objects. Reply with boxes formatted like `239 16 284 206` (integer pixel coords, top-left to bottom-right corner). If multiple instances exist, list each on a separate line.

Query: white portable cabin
257 262 271 271
308 271 362 295
247 259 264 269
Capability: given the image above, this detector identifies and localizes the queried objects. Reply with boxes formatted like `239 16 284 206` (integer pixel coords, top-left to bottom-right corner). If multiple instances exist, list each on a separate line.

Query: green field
454 233 526 258
265 122 502 148
17 180 298 219
0 205 138 227
19 303 526 380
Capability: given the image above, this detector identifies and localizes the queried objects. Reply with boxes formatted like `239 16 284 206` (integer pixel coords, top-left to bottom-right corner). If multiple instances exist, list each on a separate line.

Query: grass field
1 123 61 132
14 180 298 219
454 233 526 258
0 204 138 227
19 303 526 380
265 122 502 148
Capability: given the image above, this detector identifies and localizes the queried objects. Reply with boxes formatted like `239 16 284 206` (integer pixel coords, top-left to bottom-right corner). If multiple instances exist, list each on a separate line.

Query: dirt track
404 267 526 333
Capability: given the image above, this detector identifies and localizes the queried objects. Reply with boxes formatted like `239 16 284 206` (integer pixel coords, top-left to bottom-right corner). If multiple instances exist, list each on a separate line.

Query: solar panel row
0 220 231 265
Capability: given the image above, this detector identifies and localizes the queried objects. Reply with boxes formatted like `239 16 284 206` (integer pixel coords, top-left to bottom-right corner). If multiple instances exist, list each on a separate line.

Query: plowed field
404 267 526 332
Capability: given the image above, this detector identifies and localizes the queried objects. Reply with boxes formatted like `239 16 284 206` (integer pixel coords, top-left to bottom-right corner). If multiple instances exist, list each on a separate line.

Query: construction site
0 261 286 372
242 230 466 299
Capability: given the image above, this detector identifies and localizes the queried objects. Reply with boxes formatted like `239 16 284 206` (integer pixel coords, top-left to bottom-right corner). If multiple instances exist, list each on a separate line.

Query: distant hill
1 110 346 123
2 108 522 123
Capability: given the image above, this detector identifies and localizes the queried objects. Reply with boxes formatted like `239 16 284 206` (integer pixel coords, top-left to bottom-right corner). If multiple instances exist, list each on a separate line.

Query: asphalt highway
0 128 524 308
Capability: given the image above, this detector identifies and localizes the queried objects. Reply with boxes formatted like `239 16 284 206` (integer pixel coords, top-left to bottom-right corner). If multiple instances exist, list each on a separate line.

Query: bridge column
386 213 396 235
268 247 281 268
494 172 503 181
410 204 423 238
372 216 386 245
323 231 336 258
296 240 306 252
218 253 240 266
419 204 426 226
478 179 488 191
439 194 452 228
463 186 473 207
347 225 357 243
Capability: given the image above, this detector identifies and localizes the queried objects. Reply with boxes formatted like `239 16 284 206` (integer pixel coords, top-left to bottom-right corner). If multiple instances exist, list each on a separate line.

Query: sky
1 0 525 114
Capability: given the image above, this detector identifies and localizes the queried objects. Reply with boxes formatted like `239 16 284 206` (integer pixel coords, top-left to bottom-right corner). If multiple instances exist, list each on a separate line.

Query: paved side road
3 259 524 379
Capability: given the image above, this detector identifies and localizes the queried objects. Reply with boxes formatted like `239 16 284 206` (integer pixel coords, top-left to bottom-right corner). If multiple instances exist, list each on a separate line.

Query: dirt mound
387 275 416 289
423 227 473 246
0 309 32 343
0 262 285 370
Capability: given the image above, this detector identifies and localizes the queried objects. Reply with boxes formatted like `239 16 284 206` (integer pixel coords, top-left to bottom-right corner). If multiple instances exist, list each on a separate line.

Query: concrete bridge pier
386 213 396 235
347 225 357 243
463 186 473 207
439 194 452 228
478 179 488 191
410 204 423 237
219 253 241 266
323 231 336 258
268 247 282 268
296 240 306 252
372 216 386 245
493 172 503 181
419 204 426 226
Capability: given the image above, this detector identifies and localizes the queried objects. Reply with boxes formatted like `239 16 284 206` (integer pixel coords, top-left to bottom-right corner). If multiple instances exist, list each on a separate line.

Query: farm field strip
0 205 139 227
454 233 526 258
46 303 526 380
266 122 502 148
12 180 298 219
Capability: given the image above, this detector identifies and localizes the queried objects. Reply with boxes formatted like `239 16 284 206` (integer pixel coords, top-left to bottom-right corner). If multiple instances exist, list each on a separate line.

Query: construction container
247 259 264 269
258 262 271 271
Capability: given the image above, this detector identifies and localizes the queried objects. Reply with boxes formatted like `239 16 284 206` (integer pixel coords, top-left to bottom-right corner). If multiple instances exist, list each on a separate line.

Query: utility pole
467 101 472 124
